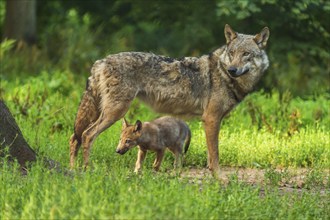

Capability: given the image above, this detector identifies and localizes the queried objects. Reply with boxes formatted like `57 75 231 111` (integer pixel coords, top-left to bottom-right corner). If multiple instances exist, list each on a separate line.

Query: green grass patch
1 162 329 219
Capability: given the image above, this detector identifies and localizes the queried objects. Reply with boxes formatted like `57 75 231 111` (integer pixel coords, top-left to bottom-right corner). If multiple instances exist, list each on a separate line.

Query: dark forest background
1 0 329 96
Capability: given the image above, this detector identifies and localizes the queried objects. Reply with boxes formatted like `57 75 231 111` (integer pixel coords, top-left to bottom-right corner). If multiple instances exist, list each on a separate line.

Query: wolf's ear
224 24 237 44
134 120 142 132
122 118 128 128
254 27 270 49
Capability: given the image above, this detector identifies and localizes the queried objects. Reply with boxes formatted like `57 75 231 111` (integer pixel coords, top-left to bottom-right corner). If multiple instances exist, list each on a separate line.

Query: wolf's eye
243 52 250 57
125 140 131 144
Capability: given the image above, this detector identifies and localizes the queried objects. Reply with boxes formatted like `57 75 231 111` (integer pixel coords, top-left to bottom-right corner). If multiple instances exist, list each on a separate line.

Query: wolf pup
69 24 270 179
116 116 191 173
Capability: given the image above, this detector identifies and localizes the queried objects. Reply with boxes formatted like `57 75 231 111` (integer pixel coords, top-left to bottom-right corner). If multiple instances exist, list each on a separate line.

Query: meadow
1 71 329 219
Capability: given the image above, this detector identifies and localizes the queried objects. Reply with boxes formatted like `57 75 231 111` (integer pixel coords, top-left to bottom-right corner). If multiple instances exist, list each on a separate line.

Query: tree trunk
0 100 63 174
3 0 37 45
0 100 37 170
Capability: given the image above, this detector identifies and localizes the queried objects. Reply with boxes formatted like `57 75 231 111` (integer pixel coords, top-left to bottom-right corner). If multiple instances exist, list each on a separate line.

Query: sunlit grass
1 160 329 219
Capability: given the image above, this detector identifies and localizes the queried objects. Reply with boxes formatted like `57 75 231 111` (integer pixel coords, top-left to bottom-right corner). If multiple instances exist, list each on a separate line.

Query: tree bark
0 100 37 169
3 0 37 45
0 100 63 174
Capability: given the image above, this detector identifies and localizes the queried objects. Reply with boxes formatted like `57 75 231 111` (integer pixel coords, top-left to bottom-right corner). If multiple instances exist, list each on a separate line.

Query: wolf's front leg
202 111 222 180
134 148 147 173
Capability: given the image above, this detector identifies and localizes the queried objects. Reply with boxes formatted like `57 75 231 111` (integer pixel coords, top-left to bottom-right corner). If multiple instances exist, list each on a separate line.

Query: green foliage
228 90 330 133
2 0 330 95
40 9 102 73
0 39 15 60
0 0 5 28
216 0 262 19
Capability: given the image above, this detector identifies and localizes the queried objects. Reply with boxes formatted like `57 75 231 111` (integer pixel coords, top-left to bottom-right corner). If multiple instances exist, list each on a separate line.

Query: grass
1 162 329 219
1 71 329 219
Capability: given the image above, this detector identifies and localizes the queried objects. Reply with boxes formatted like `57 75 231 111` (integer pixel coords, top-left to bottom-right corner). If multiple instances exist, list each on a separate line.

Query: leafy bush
40 9 102 73
2 1 329 95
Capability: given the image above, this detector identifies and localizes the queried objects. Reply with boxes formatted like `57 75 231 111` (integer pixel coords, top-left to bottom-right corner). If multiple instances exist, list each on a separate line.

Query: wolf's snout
227 67 237 75
116 148 128 155
227 67 249 77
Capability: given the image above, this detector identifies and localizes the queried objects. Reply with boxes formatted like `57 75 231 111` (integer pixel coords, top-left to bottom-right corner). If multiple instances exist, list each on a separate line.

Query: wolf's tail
184 128 191 154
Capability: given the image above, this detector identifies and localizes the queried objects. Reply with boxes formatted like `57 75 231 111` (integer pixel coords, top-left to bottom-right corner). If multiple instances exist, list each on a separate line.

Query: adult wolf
69 24 270 179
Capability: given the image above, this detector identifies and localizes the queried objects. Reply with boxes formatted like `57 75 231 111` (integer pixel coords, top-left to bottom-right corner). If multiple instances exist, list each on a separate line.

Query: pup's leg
170 146 183 169
174 152 183 169
134 148 147 173
153 150 165 171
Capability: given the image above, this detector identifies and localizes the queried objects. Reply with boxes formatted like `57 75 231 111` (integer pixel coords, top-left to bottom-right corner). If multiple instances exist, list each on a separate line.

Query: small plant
287 109 302 136
264 167 290 186
0 39 16 60
246 99 273 132
303 168 328 189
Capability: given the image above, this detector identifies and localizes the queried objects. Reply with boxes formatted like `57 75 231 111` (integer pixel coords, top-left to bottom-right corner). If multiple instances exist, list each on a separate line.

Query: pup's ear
122 118 128 128
254 27 270 49
224 24 237 44
134 120 142 132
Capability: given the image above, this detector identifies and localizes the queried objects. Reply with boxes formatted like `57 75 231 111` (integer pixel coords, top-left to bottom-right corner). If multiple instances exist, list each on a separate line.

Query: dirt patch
180 167 329 195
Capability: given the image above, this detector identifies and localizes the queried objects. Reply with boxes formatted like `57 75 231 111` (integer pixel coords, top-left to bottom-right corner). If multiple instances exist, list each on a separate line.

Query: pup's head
116 118 143 155
221 24 270 78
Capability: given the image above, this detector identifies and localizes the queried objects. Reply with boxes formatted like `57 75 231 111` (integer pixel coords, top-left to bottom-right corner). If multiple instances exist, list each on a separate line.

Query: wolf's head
220 24 270 80
116 118 142 155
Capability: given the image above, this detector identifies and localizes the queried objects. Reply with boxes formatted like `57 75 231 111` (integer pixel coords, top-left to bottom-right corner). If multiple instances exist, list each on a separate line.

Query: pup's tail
184 128 191 154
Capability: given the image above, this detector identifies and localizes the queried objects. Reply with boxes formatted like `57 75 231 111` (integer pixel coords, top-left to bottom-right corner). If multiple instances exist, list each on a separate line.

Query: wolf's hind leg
69 90 100 169
153 150 165 171
169 146 183 169
173 151 183 169
81 102 131 168
69 134 81 169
